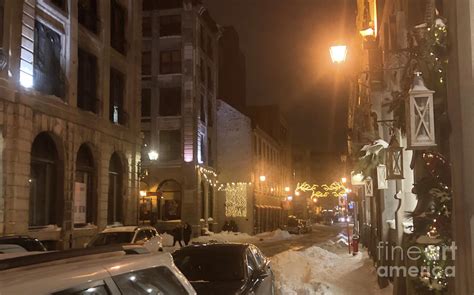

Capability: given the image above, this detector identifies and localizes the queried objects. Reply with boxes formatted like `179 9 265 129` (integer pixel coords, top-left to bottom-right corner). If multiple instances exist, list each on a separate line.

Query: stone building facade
216 100 290 235
139 0 219 235
0 0 142 249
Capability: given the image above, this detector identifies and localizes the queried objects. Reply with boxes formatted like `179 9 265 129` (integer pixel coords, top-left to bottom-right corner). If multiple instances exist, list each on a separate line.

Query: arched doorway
108 152 123 224
29 132 63 227
158 179 181 221
74 144 96 225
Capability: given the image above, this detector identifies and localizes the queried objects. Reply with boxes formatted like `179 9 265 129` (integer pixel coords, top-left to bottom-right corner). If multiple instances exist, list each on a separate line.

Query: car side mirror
252 268 269 280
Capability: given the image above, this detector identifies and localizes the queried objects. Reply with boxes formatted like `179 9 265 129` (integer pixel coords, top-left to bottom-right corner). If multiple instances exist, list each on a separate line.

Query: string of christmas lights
196 165 219 187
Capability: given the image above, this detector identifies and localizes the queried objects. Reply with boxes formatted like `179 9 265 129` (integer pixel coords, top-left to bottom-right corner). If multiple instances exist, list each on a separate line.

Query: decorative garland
295 181 347 198
408 151 452 294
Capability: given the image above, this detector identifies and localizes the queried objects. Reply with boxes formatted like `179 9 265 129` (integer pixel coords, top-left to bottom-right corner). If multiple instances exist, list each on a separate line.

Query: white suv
87 225 163 252
0 246 196 294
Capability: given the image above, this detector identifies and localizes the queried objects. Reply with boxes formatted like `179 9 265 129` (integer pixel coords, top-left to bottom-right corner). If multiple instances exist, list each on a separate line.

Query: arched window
208 183 213 218
29 132 63 227
158 179 181 220
75 144 96 225
200 181 206 219
108 153 123 224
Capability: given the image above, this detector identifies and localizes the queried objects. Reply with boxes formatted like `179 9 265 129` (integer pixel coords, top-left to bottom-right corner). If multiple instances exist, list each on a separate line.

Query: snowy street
175 224 394 295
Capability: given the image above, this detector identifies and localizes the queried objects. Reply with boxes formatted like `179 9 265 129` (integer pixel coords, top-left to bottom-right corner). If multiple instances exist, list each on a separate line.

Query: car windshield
288 218 298 226
173 247 245 282
89 232 134 247
0 238 47 251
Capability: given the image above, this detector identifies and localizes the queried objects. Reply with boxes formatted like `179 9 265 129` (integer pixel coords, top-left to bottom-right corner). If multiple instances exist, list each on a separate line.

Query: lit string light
222 182 248 217
295 181 347 198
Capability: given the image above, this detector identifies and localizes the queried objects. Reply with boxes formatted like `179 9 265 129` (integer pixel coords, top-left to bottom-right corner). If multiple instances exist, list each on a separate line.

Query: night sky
204 0 356 153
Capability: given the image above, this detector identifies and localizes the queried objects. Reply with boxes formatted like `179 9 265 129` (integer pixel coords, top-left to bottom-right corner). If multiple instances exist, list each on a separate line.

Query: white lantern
364 177 373 197
377 165 388 189
407 72 436 149
351 171 365 186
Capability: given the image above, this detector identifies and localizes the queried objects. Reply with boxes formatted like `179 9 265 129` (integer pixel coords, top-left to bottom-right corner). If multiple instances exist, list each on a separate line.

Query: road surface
254 224 343 257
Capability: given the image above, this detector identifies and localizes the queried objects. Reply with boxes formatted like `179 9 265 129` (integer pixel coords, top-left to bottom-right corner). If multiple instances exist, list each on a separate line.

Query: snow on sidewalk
271 244 393 295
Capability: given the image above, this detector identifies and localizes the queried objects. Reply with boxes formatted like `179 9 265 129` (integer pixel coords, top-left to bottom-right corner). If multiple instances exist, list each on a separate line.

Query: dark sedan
0 235 47 253
172 243 274 295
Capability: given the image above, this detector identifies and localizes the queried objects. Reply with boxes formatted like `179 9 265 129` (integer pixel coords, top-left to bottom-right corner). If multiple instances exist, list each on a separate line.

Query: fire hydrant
351 234 360 255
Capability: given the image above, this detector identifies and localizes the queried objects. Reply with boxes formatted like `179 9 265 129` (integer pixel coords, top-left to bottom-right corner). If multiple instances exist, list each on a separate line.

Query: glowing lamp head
284 186 290 192
295 191 300 196
287 195 293 201
312 198 318 203
139 190 147 197
341 177 347 184
259 175 266 182
329 45 348 64
148 150 159 161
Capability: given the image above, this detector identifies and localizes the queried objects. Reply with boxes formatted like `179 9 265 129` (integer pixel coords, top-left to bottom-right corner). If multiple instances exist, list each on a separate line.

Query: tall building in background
140 0 219 235
216 100 290 234
218 26 247 114
0 0 142 249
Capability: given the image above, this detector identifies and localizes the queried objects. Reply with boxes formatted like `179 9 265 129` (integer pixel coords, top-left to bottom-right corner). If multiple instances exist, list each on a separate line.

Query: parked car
86 225 163 252
0 245 196 294
322 215 334 225
300 219 312 233
286 216 304 234
0 235 47 253
173 243 274 295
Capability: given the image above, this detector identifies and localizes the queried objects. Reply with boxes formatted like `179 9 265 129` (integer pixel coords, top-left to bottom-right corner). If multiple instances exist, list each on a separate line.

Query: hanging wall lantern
364 177 373 197
407 72 436 149
377 165 388 189
386 135 404 179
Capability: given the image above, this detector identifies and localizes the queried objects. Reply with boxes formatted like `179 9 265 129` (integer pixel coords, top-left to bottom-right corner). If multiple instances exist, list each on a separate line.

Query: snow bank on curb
255 229 292 241
271 246 344 294
191 229 294 244
271 245 392 295
192 231 255 243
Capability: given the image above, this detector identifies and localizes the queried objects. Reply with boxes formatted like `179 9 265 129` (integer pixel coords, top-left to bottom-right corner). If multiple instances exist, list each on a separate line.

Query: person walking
183 222 192 246
172 224 183 247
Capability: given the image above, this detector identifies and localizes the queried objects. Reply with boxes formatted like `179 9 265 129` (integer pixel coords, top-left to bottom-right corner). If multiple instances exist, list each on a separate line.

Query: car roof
175 243 250 253
101 225 157 233
0 235 39 241
0 251 175 294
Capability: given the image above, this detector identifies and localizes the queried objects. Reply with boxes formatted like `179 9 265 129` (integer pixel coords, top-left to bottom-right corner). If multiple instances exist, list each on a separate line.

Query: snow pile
191 229 294 244
271 245 393 295
271 246 342 294
191 231 255 244
255 229 292 241
161 233 174 247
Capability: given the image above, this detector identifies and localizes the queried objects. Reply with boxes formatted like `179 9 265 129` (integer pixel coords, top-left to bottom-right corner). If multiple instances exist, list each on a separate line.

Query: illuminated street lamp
341 177 347 184
284 186 290 192
148 150 159 161
287 195 293 201
295 191 300 196
329 45 348 64
259 175 266 182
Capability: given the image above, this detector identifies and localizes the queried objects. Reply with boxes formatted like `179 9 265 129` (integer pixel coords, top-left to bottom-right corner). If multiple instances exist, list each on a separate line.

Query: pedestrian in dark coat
172 224 183 247
182 223 192 245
